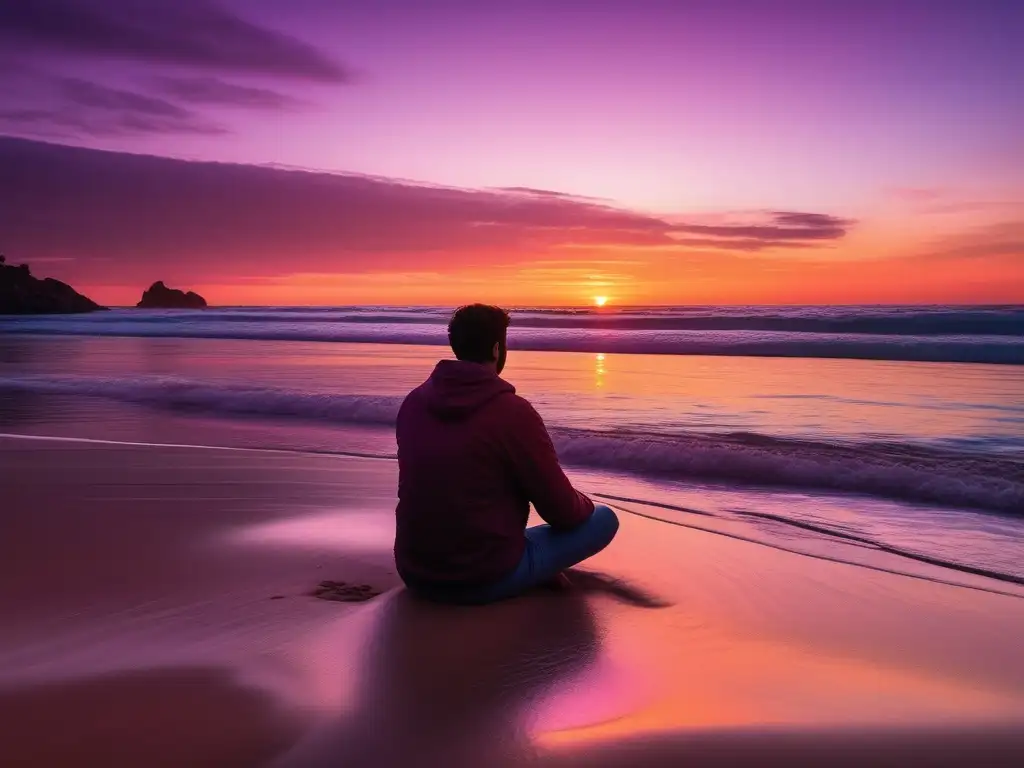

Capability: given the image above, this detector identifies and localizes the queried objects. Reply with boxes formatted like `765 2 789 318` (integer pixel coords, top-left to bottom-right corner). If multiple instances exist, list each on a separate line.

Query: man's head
447 304 511 373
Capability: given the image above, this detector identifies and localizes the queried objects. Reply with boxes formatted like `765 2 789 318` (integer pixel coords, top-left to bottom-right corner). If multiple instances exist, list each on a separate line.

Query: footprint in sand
310 580 382 603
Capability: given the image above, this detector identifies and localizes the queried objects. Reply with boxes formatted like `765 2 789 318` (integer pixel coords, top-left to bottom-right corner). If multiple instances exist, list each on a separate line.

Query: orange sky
4 139 1022 308
84 224 1024 307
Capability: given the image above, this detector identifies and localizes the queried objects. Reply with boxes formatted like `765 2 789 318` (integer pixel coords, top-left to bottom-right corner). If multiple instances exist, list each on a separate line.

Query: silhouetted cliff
0 255 105 314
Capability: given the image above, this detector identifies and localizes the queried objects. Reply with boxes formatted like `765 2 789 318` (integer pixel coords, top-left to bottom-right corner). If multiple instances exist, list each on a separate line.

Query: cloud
0 138 855 289
0 78 226 137
0 2 344 139
920 201 1024 216
0 107 225 137
494 186 609 203
153 76 306 111
59 78 195 119
0 137 674 283
498 186 579 197
672 211 853 247
913 222 1024 263
887 186 1023 217
669 236 819 252
888 186 947 202
770 211 850 230
0 0 348 82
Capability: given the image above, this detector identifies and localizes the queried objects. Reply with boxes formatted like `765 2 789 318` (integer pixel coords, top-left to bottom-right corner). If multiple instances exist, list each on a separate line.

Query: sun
593 295 608 307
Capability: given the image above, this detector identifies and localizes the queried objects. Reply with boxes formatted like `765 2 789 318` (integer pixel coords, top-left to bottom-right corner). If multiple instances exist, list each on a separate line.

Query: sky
0 0 1022 306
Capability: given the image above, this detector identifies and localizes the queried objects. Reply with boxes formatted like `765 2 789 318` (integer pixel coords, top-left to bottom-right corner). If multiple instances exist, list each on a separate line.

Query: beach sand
2 435 1023 767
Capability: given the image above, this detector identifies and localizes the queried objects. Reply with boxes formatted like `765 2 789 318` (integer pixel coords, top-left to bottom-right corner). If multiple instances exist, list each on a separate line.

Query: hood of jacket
419 359 515 420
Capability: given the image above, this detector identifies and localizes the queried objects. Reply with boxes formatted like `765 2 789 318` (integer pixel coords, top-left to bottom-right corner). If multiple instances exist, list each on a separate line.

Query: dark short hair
448 304 510 363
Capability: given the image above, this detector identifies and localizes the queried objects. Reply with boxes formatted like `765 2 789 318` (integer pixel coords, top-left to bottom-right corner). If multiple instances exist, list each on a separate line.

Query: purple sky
0 0 1021 304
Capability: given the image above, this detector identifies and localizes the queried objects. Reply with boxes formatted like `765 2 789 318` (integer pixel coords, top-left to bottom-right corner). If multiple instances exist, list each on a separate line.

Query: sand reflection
230 510 395 553
276 589 609 767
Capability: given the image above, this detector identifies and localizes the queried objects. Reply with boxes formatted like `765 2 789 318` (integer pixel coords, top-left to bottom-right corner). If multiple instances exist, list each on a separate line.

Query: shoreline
5 431 1022 596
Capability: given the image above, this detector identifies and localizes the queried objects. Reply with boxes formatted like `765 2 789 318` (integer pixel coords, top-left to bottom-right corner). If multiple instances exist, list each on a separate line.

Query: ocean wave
552 428 1022 515
11 305 1020 335
2 374 1021 513
3 311 1022 364
0 374 402 425
592 493 1024 593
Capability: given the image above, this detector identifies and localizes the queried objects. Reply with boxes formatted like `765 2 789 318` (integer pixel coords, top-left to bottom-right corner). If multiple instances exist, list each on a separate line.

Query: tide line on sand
3 432 1022 599
592 493 1024 600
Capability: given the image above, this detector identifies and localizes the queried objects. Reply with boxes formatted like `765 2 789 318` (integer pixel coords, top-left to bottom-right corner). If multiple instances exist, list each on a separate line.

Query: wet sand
2 435 1023 766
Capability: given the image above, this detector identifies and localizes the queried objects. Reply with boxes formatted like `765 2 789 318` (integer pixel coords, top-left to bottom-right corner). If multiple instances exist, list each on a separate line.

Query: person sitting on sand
395 303 619 604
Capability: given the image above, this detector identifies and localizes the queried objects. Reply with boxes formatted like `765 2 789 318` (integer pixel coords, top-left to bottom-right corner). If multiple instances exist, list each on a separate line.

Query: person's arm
503 398 594 529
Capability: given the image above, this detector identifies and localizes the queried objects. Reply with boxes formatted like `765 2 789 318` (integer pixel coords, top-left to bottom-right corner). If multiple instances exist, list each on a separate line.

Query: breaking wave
2 305 1022 364
2 374 1020 514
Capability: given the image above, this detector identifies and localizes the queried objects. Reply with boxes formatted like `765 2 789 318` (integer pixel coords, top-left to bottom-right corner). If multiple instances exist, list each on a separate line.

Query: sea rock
0 256 105 314
137 281 207 309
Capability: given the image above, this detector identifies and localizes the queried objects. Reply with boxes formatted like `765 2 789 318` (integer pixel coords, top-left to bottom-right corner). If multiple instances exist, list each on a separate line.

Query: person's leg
472 505 619 603
407 506 619 605
524 504 619 582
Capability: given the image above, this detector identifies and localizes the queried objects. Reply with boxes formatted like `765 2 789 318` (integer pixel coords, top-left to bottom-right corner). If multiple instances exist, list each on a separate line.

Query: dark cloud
0 108 225 137
59 78 193 119
674 211 852 244
0 138 856 288
771 211 850 230
0 137 677 284
153 76 305 110
0 108 83 138
0 2 347 139
0 0 348 82
0 79 226 137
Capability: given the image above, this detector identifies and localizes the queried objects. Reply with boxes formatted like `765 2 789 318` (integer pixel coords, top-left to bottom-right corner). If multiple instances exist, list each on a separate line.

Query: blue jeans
409 505 619 605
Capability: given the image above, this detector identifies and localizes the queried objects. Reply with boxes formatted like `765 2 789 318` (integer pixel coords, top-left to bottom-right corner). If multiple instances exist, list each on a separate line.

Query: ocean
2 305 1022 591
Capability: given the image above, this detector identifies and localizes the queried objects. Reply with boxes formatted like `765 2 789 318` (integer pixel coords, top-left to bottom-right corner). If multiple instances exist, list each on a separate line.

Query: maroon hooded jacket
395 360 594 585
